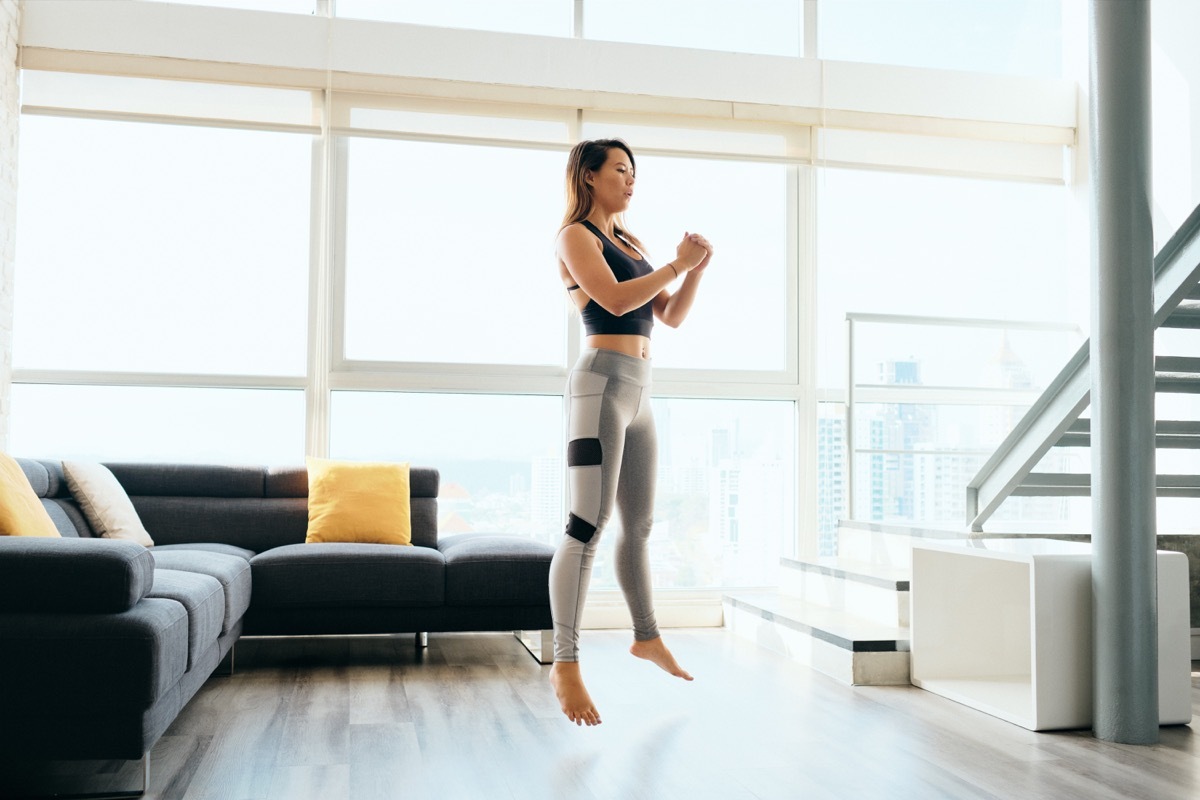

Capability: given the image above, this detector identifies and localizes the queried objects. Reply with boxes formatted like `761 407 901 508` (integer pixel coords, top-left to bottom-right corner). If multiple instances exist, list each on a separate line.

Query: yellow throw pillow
305 457 412 545
0 452 62 538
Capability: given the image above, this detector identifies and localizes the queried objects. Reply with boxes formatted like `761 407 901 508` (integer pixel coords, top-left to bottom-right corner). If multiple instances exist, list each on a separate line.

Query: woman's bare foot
630 637 694 681
549 662 602 726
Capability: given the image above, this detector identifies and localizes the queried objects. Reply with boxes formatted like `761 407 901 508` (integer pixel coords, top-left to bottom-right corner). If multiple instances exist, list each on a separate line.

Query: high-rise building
816 412 846 556
864 359 934 522
529 454 562 544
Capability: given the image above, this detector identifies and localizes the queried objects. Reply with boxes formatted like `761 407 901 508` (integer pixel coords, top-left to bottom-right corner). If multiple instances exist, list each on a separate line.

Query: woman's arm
558 225 703 317
654 234 712 328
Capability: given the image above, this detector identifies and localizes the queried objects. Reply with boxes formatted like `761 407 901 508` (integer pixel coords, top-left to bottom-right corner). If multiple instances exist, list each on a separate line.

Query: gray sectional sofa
0 458 555 780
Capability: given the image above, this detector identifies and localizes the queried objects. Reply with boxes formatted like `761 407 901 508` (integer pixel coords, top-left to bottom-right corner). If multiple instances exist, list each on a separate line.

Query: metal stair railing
966 201 1200 531
842 312 1079 522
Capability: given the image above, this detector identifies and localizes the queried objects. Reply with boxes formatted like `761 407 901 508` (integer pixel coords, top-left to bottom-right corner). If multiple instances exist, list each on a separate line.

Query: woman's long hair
560 138 646 254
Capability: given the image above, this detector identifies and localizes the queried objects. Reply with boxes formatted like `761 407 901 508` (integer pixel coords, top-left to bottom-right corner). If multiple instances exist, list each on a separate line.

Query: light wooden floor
5 630 1199 800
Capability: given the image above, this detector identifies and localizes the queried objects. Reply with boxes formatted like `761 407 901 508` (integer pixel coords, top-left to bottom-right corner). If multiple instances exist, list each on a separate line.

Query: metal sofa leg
514 630 553 664
216 643 235 676
415 632 429 648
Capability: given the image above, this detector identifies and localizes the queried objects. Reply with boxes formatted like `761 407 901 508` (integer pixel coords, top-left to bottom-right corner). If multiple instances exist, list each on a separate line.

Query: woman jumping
548 138 712 726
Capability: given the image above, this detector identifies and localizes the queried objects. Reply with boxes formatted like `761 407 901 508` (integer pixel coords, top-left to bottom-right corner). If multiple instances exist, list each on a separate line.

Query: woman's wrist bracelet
667 262 679 278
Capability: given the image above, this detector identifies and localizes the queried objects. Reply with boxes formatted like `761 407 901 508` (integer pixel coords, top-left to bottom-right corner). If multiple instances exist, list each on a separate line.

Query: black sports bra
569 220 654 338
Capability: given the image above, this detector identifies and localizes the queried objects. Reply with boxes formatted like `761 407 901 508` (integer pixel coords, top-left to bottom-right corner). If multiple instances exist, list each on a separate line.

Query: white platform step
723 591 910 686
835 520 929 568
779 556 910 628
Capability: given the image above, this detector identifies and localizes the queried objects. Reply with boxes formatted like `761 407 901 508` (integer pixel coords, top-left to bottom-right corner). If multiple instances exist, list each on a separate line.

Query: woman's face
587 148 635 213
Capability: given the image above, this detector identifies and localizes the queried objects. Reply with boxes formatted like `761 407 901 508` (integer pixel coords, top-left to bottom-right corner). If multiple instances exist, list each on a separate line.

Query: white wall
0 0 20 452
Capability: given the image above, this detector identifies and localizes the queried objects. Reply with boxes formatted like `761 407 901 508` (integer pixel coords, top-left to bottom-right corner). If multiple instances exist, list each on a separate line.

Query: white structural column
1089 0 1158 744
0 0 21 452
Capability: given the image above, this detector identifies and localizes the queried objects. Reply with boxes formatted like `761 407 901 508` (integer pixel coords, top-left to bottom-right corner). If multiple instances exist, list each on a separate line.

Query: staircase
723 520 914 685
967 202 1200 531
726 203 1200 681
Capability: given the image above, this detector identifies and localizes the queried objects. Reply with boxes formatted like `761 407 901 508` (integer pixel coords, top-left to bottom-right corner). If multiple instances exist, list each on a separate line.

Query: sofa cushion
250 543 444 608
151 550 252 635
439 533 555 607
153 542 255 561
305 457 412 546
147 569 224 670
0 537 154 613
62 461 154 547
0 452 61 538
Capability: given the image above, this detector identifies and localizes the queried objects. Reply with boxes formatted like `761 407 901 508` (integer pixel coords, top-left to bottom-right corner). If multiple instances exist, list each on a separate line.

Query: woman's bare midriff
586 334 650 359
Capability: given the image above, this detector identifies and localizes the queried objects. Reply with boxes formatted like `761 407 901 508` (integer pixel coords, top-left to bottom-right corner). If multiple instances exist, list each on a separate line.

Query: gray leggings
549 348 660 662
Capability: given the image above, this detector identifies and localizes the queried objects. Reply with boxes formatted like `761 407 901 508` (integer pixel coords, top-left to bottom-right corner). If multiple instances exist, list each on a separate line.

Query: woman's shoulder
557 221 601 250
559 220 593 236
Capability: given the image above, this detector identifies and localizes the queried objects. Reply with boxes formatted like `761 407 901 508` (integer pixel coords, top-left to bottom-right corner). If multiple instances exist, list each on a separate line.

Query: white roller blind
21 70 321 131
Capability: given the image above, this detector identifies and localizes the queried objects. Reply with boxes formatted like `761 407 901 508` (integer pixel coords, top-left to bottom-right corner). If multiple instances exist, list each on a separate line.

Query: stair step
723 590 910 685
1156 356 1200 393
781 556 910 591
1162 301 1200 328
1056 419 1200 449
1155 376 1200 393
780 556 911 627
1015 472 1200 497
725 591 908 650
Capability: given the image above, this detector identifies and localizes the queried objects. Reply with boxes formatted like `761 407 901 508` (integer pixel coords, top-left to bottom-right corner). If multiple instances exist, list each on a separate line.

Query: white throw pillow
62 461 154 547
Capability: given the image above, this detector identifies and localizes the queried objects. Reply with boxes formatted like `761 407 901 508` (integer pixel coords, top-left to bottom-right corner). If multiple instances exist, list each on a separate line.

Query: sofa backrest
19 459 94 538
16 459 441 552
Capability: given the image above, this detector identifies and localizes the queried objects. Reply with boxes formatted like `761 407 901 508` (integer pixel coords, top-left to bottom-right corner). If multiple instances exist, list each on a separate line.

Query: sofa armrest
0 598 189 714
0 537 154 613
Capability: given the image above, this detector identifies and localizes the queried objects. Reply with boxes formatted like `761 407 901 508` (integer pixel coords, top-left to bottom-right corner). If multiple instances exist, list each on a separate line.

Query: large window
341 137 566 366
818 0 1062 78
10 385 305 464
584 0 802 57
13 79 314 470
14 115 312 376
